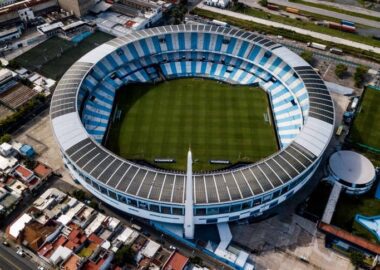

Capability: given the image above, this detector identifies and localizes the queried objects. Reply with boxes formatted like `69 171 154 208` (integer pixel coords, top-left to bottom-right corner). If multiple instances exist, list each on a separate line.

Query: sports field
350 87 380 150
12 31 113 80
105 78 278 171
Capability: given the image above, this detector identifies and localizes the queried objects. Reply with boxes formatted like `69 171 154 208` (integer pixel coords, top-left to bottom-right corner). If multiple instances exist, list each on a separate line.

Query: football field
350 87 380 150
105 78 278 171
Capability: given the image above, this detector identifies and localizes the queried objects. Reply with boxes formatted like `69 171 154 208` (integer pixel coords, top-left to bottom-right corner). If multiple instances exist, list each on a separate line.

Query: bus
211 19 230 28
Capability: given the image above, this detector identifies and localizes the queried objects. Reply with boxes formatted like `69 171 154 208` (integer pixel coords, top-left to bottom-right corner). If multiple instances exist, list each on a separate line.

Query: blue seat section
262 81 303 147
81 76 124 143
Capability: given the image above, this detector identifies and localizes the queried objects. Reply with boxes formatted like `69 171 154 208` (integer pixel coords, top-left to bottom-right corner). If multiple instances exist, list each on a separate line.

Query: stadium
50 24 334 238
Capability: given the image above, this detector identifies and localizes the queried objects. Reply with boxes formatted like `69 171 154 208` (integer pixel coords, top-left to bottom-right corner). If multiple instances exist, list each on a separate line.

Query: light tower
184 149 195 239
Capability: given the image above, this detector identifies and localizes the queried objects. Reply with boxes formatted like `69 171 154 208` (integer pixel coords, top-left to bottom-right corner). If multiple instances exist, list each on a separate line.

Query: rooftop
319 222 380 255
164 252 189 270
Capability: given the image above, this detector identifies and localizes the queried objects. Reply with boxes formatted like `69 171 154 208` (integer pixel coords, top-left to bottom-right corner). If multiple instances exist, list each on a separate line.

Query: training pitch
350 87 380 150
105 78 278 171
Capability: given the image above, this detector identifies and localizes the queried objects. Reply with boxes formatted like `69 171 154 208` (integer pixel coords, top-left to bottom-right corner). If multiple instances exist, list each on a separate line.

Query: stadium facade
51 25 334 235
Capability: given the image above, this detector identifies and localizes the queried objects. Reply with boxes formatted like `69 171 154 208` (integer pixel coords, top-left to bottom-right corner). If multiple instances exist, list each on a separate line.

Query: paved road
298 0 380 18
0 244 36 270
197 4 380 54
241 0 380 29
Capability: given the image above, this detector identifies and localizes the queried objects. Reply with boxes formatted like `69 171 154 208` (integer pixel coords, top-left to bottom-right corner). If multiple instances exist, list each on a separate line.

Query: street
241 0 380 28
0 244 36 270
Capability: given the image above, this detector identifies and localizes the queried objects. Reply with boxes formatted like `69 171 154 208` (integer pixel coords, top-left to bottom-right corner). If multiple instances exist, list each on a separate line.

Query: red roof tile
163 252 189 270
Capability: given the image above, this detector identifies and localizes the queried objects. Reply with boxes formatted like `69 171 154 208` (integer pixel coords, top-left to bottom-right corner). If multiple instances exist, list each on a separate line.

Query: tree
354 65 368 88
24 158 37 170
114 245 135 266
0 134 11 144
72 189 86 201
189 256 203 265
349 251 365 268
335 64 348 79
171 0 188 24
258 0 268 7
300 50 314 65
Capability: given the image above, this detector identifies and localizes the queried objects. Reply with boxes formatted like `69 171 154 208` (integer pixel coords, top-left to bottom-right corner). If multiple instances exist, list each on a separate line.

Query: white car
16 248 24 256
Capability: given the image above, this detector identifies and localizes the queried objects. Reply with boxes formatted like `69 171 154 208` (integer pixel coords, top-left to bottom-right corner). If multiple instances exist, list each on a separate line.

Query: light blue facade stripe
151 37 161 53
271 88 288 99
201 61 207 74
98 84 115 97
139 39 150 56
191 61 196 74
276 114 301 124
191 32 198 49
166 34 174 50
170 62 177 74
278 125 299 131
226 38 237 54
237 71 247 82
88 102 112 113
160 64 168 75
87 129 106 135
210 63 218 76
248 46 261 61
84 119 108 127
117 49 129 63
279 134 297 139
237 41 248 57
93 92 113 105
292 83 304 94
276 105 299 115
269 58 282 72
286 75 297 85
203 33 211 50
83 109 110 120
278 65 291 78
106 55 118 69
215 35 223 52
127 43 139 59
178 33 185 50
259 54 270 66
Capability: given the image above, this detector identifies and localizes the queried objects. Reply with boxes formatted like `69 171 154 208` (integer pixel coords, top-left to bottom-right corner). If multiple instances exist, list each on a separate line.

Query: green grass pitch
350 87 380 150
105 78 278 172
13 32 113 80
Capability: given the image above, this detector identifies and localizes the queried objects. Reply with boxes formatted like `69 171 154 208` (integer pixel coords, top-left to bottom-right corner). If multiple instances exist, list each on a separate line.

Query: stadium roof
51 24 334 205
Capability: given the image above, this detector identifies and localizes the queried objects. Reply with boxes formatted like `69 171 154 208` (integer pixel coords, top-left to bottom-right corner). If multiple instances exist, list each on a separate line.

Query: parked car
16 248 24 256
169 245 177 250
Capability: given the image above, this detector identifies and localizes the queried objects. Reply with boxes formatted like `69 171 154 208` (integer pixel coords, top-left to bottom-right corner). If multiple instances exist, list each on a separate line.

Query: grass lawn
105 78 278 172
13 31 113 80
350 87 380 150
331 184 380 244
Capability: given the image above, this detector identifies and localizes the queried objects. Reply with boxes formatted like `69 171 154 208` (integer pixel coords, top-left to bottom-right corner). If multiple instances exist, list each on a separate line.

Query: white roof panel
79 43 116 64
51 113 88 151
273 46 309 68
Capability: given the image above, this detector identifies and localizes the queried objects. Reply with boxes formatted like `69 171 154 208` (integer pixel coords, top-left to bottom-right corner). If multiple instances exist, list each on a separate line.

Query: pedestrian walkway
322 182 342 224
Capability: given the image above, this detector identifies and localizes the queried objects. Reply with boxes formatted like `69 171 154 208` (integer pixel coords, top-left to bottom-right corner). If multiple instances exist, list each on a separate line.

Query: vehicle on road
307 42 327 51
16 248 24 257
169 245 177 250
